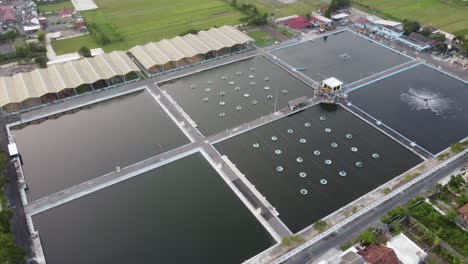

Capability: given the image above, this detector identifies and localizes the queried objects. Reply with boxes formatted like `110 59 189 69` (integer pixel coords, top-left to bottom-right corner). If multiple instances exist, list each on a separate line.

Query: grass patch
52 0 244 54
248 30 275 45
404 172 421 181
313 220 328 232
38 1 74 13
352 0 468 37
281 235 304 248
276 27 294 38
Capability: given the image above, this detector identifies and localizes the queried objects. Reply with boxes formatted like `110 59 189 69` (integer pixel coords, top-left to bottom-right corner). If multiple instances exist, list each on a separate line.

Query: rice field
52 0 244 54
353 0 468 37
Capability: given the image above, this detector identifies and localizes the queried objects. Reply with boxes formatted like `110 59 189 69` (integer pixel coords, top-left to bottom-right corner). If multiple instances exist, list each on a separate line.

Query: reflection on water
400 87 454 116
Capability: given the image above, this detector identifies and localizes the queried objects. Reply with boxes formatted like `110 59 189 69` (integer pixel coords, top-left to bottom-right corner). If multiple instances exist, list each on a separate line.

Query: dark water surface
348 65 468 154
162 56 313 135
216 105 422 233
12 91 189 201
32 154 273 264
272 30 411 83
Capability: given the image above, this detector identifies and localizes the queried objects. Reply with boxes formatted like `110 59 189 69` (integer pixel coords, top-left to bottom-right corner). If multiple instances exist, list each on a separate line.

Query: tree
429 33 445 43
435 43 448 53
14 43 31 58
35 55 48 68
420 27 432 37
445 210 457 223
78 46 92 57
37 29 45 43
358 229 377 245
403 20 420 35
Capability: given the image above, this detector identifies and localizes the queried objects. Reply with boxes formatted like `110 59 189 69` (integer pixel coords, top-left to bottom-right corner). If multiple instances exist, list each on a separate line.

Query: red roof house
285 16 313 30
358 244 399 264
58 7 73 19
0 6 16 22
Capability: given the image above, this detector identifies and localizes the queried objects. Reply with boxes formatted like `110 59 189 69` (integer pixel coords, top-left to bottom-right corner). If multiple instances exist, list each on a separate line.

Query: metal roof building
0 51 141 113
129 25 253 74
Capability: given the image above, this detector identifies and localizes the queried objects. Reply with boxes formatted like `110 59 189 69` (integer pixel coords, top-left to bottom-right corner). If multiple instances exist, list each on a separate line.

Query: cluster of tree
434 174 467 207
231 1 268 26
87 12 123 45
456 36 468 56
14 42 48 68
409 202 468 255
0 30 19 43
325 0 351 18
0 152 25 264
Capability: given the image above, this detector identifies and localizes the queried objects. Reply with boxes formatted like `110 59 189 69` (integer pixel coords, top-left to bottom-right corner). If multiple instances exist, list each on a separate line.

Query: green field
235 0 323 17
248 30 276 45
353 0 468 37
38 1 74 13
52 0 244 54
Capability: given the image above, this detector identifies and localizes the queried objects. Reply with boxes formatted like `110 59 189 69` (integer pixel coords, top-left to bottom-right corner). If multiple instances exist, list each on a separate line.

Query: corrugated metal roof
129 25 253 71
0 51 140 108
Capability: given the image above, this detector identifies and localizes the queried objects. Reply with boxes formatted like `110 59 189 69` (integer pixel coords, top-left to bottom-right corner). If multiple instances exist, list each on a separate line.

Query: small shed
288 96 308 110
321 77 343 93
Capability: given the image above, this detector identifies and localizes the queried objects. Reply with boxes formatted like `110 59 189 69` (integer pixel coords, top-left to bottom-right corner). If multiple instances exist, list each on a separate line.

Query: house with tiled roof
358 244 399 264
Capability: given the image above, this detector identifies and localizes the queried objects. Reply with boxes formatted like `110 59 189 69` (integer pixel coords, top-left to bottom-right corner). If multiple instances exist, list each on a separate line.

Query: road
285 152 468 264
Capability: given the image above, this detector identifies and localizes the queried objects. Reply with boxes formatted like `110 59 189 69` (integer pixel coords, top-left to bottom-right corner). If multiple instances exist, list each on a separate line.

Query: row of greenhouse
0 26 253 113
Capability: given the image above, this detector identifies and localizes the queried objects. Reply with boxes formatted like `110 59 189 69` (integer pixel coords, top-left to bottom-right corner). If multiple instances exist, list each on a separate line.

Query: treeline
0 152 25 264
325 0 351 18
87 12 123 45
0 41 47 67
230 1 267 26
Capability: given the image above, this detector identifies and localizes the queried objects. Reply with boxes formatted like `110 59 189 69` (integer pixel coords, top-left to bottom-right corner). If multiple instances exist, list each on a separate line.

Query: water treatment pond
348 64 468 154
12 90 189 201
215 104 422 233
271 30 411 84
161 55 312 135
32 154 273 264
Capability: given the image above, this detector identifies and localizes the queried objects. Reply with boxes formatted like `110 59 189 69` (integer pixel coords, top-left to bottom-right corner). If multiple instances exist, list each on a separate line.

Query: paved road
285 152 468 264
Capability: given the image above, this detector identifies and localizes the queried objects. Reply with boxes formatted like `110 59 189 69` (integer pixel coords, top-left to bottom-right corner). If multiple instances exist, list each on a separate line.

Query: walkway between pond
24 142 200 216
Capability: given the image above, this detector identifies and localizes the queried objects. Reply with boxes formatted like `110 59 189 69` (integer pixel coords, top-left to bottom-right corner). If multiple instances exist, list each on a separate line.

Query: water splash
400 87 453 116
